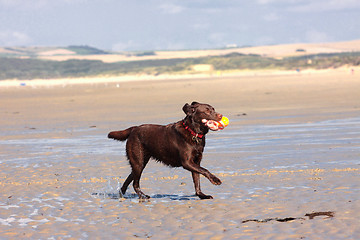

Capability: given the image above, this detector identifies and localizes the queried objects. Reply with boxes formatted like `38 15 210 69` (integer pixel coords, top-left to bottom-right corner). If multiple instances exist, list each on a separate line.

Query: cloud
257 0 303 5
0 0 42 8
286 0 360 12
257 0 275 4
192 23 210 30
0 0 86 9
158 3 185 14
0 31 31 46
263 12 280 21
257 0 360 11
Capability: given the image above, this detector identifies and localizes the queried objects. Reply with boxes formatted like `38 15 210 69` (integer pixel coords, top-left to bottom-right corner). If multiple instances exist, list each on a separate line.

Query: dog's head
183 102 223 132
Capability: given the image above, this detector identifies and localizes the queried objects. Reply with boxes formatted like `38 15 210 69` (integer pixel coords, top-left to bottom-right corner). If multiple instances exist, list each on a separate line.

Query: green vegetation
134 51 156 57
285 52 360 69
1 51 360 80
66 45 109 55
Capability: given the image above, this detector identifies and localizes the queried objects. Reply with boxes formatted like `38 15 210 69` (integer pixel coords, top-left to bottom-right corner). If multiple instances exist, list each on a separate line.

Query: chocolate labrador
108 102 223 199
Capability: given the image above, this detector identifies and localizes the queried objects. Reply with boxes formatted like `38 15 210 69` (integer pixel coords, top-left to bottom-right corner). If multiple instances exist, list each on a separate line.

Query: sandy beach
1 69 360 239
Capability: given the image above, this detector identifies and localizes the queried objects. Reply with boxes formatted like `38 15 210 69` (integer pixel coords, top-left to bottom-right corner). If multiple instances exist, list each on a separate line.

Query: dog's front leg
191 172 214 199
183 161 222 185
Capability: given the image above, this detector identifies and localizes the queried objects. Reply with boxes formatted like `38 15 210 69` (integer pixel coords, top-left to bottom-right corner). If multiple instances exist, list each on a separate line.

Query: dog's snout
216 113 223 120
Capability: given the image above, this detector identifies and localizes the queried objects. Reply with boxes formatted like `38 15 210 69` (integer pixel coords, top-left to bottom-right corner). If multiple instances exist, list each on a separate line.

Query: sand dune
1 39 360 63
39 39 360 62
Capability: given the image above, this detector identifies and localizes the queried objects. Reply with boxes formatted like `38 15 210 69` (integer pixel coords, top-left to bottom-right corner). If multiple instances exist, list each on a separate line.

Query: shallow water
2 117 359 166
0 117 359 239
207 117 360 168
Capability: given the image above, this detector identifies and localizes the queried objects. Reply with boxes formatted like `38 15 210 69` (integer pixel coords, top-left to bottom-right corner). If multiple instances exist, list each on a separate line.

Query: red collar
182 121 204 139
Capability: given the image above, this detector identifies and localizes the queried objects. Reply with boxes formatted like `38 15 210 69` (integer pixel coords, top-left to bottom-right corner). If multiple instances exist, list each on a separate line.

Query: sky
0 0 360 51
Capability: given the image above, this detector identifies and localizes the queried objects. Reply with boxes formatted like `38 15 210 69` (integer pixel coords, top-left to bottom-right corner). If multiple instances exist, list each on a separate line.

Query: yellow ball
220 116 229 127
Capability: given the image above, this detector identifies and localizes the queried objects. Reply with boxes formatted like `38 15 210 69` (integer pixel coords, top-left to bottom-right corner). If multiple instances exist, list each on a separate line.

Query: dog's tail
108 127 135 141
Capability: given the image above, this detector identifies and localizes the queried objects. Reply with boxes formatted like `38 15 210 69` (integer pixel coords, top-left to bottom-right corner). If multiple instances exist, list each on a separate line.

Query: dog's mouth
202 119 221 131
202 116 229 131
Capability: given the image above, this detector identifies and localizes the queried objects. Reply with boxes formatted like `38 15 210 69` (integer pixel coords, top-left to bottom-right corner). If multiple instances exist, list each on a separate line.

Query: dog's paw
138 194 150 200
210 175 222 185
197 193 214 199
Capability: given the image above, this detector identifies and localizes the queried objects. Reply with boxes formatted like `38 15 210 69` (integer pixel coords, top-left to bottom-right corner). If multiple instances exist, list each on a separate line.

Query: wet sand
1 69 360 239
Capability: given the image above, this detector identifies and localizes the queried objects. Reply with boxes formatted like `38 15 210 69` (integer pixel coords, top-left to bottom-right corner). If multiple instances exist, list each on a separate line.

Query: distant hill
0 45 109 58
1 39 360 62
0 40 360 80
66 45 110 55
1 51 359 80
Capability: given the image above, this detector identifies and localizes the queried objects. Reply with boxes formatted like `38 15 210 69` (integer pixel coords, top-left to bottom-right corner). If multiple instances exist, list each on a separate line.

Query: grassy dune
1 40 360 80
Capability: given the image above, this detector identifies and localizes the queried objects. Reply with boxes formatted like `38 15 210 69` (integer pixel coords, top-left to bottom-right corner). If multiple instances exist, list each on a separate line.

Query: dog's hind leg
121 159 150 199
131 156 150 199
120 172 134 195
123 136 151 199
127 144 151 199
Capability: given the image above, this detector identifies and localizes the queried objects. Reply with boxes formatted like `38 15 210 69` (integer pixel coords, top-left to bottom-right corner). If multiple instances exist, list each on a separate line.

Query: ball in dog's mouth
202 119 220 131
202 116 229 131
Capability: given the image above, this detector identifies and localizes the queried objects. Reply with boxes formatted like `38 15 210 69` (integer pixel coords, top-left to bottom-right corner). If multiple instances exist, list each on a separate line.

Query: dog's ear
191 101 199 105
183 103 195 115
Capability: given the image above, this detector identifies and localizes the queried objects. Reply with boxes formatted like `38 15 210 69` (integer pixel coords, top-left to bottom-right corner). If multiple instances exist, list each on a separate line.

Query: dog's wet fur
108 102 223 199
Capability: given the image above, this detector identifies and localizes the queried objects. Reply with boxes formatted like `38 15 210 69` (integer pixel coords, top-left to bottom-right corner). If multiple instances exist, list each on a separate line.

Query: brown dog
108 102 223 199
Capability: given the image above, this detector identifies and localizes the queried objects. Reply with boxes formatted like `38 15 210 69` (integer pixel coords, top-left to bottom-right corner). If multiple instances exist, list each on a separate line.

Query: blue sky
0 0 359 51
